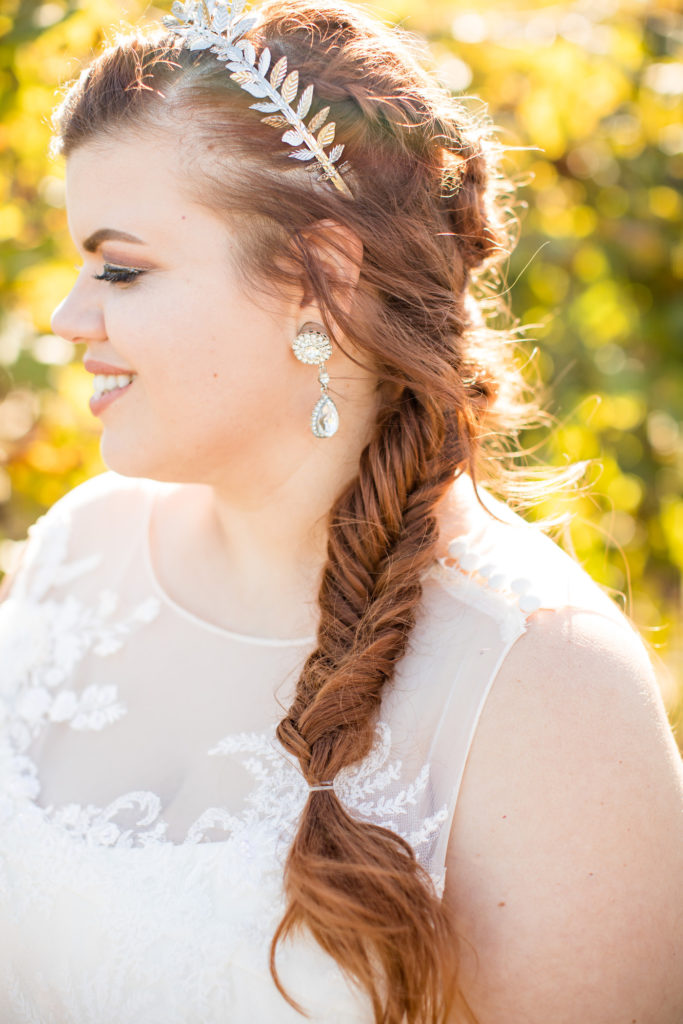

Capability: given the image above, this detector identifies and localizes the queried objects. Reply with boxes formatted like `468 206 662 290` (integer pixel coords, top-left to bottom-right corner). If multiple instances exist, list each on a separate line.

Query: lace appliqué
46 792 169 848
1 499 447 888
204 722 448 889
0 508 160 754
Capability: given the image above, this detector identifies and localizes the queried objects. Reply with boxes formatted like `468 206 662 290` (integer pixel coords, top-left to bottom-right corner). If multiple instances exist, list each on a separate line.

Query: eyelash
92 264 144 284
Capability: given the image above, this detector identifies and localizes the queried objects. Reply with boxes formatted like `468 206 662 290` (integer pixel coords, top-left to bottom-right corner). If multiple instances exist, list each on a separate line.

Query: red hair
52 3 560 1019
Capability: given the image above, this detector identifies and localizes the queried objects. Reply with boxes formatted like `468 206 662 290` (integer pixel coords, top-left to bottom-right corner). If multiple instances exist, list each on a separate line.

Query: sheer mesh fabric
0 472 625 1023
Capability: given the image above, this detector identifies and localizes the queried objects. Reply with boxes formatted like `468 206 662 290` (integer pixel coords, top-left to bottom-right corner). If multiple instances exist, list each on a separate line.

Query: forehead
65 132 231 253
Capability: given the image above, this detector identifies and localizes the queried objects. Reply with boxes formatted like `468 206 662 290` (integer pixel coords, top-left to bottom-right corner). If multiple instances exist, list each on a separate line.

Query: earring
292 324 339 438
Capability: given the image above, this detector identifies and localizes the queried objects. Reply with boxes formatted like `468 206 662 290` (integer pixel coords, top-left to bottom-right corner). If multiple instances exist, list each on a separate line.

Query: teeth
92 373 135 401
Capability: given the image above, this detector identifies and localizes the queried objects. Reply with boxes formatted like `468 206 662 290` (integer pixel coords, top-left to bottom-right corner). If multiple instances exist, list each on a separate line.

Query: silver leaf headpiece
163 0 354 198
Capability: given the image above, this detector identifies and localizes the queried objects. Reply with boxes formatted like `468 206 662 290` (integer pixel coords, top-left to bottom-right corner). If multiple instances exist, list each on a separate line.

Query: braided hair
52 3 539 1020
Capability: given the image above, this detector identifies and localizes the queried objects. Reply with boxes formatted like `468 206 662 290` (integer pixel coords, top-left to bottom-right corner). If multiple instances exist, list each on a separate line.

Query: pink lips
85 359 137 417
89 381 134 417
84 359 136 375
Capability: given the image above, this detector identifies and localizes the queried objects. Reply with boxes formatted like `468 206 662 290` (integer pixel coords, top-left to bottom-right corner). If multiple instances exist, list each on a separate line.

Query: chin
99 436 183 484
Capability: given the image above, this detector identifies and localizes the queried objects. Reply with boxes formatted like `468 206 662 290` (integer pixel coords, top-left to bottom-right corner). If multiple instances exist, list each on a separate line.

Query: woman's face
52 131 326 486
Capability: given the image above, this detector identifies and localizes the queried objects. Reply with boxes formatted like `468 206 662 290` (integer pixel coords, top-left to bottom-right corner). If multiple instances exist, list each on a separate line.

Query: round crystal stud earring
291 324 339 438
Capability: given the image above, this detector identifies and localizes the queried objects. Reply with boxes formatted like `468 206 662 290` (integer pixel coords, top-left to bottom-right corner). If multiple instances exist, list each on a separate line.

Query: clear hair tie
308 781 335 792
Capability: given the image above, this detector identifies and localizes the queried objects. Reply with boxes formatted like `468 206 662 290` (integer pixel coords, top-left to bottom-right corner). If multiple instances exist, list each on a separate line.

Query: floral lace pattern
0 508 159 755
0 474 586 1023
0 495 448 887
202 723 448 886
3 718 447 878
45 792 170 848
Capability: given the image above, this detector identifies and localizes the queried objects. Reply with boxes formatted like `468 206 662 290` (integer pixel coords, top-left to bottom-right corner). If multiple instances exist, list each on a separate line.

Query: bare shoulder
445 607 683 1024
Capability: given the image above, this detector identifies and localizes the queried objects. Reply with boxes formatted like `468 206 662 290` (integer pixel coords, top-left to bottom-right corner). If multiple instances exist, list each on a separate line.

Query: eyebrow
83 228 146 252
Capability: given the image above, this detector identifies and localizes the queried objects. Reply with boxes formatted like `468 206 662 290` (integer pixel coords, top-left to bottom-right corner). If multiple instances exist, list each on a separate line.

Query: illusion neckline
142 481 318 648
139 473 494 648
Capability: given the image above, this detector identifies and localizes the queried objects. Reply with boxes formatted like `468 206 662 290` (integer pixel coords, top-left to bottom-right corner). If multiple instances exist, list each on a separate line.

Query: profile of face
52 130 367 490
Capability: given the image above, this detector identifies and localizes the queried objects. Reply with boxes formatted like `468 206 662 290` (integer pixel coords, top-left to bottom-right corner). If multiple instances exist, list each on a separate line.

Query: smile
92 373 136 401
89 374 136 416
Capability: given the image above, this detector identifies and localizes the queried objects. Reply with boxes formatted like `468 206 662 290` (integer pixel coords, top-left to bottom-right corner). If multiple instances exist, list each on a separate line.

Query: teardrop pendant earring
291 324 340 438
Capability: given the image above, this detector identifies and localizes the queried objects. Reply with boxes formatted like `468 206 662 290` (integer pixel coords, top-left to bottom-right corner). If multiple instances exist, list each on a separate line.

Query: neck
181 396 377 639
207 464 346 637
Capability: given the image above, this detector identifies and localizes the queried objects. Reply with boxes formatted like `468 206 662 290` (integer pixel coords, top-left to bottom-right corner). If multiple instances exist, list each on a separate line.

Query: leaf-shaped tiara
163 0 353 197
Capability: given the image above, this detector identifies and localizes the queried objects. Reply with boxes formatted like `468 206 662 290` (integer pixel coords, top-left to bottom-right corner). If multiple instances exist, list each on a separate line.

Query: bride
1 1 681 1022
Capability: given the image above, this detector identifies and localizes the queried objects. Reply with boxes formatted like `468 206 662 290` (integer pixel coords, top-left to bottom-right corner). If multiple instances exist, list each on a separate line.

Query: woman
0 1 681 1022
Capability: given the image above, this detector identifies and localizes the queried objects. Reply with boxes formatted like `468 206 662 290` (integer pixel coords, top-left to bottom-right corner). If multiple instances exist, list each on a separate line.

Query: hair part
52 4 571 1020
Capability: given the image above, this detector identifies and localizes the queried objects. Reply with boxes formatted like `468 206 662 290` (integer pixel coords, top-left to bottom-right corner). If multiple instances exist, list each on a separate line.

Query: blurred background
0 0 681 743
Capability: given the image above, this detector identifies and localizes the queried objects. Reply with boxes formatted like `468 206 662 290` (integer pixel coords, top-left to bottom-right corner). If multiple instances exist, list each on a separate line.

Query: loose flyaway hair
52 3 578 1020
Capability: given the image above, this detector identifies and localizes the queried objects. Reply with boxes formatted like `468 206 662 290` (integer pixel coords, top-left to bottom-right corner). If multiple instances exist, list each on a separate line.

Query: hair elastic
308 781 335 792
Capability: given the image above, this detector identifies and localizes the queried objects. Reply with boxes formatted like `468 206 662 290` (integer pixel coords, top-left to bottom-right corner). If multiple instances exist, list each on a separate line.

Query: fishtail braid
53 4 532 1021
273 392 475 1022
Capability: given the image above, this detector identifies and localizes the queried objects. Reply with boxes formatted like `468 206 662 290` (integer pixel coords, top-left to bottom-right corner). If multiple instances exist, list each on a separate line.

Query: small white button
519 594 542 614
477 563 495 578
459 552 479 571
511 577 532 595
487 574 506 589
447 539 467 559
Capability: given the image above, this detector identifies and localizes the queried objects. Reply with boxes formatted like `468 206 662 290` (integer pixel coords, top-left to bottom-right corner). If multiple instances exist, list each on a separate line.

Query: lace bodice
0 472 621 1023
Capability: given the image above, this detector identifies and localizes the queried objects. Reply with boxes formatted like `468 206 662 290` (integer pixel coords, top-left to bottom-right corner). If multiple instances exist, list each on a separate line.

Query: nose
51 272 107 344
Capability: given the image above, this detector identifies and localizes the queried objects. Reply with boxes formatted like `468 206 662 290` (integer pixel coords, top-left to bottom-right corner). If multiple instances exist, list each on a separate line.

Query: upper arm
444 607 683 1024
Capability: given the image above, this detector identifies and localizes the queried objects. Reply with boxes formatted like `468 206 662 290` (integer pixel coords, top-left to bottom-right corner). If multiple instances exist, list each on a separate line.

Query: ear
296 218 363 316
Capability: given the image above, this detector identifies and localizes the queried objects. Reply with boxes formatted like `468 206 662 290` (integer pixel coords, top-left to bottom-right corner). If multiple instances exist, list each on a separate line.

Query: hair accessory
292 325 339 438
308 781 335 792
163 0 353 197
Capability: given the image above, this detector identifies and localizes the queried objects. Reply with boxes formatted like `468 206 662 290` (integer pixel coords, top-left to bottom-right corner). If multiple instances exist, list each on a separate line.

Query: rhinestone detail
312 395 339 438
292 330 332 366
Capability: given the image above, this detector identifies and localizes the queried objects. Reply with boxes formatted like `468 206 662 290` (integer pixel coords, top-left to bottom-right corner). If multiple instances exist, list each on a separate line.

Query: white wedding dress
0 471 629 1023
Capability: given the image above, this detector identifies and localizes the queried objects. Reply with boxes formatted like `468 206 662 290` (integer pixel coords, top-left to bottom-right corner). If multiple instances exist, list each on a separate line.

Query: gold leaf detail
297 84 314 119
270 55 287 89
317 122 336 148
307 106 329 133
230 70 254 86
281 69 299 104
261 115 288 128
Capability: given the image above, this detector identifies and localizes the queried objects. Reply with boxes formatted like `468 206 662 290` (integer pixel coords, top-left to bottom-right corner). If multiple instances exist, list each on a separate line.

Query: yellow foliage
590 393 647 431
528 263 570 305
571 280 637 345
661 501 683 571
572 245 609 281
52 362 98 416
649 186 681 220
595 186 630 218
0 204 24 242
555 425 601 461
0 0 680 741
518 88 566 158
605 473 644 513
527 160 558 191
14 261 76 333
23 438 81 475
671 242 683 280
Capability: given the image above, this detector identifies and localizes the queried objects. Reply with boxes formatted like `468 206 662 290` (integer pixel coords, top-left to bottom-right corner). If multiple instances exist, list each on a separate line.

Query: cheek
107 281 297 420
